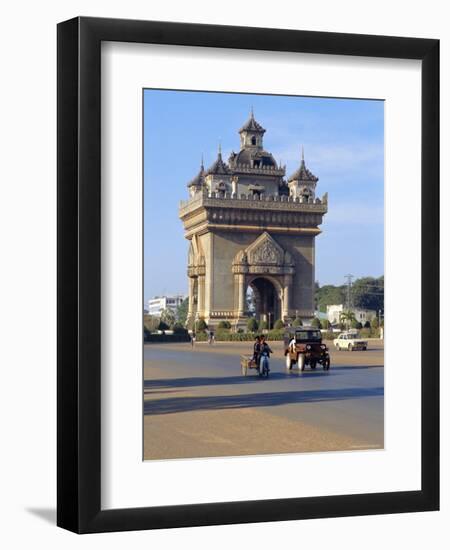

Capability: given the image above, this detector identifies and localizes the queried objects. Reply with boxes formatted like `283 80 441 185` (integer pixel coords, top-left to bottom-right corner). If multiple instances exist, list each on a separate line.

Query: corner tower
179 112 328 329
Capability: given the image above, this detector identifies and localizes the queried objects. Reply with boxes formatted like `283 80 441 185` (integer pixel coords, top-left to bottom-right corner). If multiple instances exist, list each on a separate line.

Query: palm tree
339 310 356 329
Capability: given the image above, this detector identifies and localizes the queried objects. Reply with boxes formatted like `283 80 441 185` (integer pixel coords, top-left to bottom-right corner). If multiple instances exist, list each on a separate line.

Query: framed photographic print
57 17 439 533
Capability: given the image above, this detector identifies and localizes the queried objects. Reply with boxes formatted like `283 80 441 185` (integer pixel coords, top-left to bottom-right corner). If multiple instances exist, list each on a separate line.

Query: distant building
327 304 377 325
147 295 186 318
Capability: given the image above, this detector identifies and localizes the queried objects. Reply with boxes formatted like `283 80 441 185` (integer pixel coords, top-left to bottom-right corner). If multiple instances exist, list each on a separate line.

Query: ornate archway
232 232 295 325
247 277 282 328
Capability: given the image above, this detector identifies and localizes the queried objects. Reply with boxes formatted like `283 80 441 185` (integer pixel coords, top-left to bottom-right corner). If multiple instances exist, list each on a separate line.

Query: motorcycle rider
259 335 273 373
252 335 261 367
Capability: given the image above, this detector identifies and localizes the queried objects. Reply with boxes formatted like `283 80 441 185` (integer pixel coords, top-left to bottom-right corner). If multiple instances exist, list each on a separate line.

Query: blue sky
144 90 384 301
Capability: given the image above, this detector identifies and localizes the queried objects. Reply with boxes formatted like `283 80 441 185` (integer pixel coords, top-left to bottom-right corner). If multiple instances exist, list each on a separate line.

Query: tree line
315 275 384 314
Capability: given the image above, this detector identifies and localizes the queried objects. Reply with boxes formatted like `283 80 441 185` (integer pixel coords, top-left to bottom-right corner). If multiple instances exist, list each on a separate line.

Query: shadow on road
144 371 335 391
330 365 384 371
144 386 384 415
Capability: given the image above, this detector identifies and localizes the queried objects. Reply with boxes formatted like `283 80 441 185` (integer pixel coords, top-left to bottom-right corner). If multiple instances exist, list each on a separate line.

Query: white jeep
333 331 368 351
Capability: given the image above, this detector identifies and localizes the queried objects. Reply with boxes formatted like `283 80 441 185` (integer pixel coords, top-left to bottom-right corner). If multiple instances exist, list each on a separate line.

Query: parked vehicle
283 327 330 371
333 331 368 351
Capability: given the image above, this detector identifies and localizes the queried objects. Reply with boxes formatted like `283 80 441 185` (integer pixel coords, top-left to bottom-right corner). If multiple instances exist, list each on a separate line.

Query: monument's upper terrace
179 189 328 219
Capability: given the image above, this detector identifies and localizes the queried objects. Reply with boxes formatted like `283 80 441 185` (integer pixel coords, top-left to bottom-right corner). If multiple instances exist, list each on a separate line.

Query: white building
327 304 377 325
147 295 186 317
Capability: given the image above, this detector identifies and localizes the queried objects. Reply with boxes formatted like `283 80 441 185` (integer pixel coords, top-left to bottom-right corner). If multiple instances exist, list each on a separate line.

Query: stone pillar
197 275 205 317
282 274 293 320
187 277 196 319
237 273 245 316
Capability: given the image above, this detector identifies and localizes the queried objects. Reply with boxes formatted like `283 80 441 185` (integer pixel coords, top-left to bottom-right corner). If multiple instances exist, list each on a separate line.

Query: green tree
371 317 379 329
352 276 384 312
274 319 284 330
292 317 303 327
144 314 159 332
197 318 208 331
260 320 268 330
160 308 176 328
340 310 356 328
322 319 330 330
176 297 189 325
364 320 371 328
315 284 346 313
247 318 259 332
218 320 231 329
311 317 322 329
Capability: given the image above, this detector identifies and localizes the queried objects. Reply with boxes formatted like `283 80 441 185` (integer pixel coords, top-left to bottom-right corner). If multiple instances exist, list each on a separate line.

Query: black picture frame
57 16 439 533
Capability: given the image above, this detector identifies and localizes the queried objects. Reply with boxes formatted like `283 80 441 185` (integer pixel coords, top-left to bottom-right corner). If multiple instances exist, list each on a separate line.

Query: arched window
251 136 256 146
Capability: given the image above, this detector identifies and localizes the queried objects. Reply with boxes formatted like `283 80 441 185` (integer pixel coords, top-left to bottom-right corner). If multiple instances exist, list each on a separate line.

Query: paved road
143 340 384 460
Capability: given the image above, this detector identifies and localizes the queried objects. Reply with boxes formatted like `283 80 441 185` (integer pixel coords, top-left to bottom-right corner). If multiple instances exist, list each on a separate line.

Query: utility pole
344 274 354 312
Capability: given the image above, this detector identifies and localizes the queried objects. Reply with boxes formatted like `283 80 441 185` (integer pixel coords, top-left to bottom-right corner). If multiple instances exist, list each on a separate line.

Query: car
333 331 368 351
283 327 330 371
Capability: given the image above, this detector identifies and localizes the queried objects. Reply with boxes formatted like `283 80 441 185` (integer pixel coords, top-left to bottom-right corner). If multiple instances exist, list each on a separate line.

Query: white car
333 331 368 351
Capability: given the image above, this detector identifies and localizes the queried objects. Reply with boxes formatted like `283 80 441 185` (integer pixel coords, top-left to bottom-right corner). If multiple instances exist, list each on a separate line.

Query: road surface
144 340 384 460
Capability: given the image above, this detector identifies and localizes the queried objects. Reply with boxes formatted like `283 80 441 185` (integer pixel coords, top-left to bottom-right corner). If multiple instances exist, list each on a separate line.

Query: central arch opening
247 277 281 329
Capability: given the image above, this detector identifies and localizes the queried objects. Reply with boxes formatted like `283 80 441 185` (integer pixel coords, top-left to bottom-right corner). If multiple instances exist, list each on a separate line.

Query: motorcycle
258 352 270 378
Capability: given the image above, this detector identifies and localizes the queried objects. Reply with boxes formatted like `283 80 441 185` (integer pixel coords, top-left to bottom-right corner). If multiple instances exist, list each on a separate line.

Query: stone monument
179 110 328 329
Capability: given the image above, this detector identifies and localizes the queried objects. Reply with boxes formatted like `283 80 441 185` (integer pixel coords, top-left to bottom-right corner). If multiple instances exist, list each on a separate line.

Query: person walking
191 331 196 347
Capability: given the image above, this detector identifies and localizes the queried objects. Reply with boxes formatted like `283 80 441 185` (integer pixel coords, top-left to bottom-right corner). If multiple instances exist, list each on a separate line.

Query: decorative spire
187 157 206 188
239 111 265 134
287 148 318 183
205 144 230 175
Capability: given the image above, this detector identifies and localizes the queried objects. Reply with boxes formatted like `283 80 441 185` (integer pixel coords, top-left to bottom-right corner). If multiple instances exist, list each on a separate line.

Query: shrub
292 317 303 327
197 318 208 331
145 332 191 343
208 330 286 342
260 320 268 330
247 318 259 332
274 319 285 330
218 320 231 329
158 320 169 331
371 317 379 329
311 317 322 329
350 319 359 329
214 332 257 342
364 320 371 328
266 329 285 340
321 319 330 330
355 321 363 329
172 323 188 335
